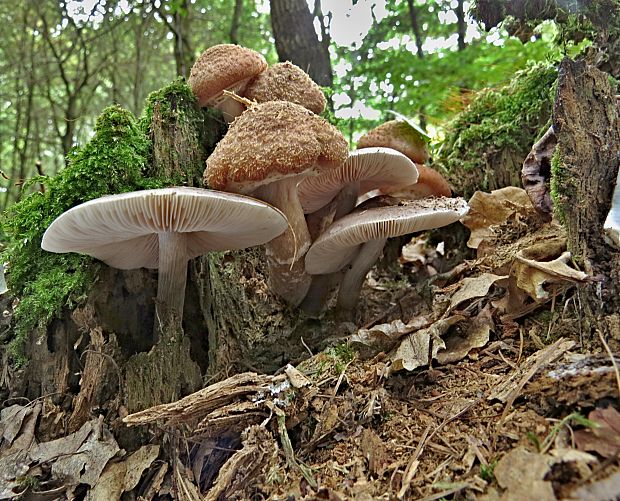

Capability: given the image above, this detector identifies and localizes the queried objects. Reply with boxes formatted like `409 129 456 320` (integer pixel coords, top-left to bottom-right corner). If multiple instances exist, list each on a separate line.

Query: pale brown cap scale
244 61 327 114
188 44 267 121
357 120 430 164
205 100 347 193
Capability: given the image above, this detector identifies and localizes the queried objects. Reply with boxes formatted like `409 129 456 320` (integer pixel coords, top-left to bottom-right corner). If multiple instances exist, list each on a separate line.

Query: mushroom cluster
42 44 469 320
194 44 469 313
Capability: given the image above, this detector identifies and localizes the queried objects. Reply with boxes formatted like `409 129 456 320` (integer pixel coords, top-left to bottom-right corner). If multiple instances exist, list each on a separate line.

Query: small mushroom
604 166 620 248
244 61 326 114
305 198 469 311
188 44 267 123
41 187 288 318
298 147 420 215
205 100 348 306
357 120 430 164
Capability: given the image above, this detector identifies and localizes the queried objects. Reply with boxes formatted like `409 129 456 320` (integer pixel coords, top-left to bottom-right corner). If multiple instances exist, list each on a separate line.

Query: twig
597 329 620 402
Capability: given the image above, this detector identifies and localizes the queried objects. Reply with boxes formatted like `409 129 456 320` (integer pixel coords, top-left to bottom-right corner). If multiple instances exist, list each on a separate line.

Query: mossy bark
552 58 620 350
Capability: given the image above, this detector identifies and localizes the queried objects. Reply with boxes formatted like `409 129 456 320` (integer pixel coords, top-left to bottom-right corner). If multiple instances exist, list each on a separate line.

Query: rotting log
552 58 620 350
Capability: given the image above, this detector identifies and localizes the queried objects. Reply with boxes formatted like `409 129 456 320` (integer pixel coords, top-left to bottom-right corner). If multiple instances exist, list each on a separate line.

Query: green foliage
3 105 158 359
438 62 557 175
480 460 498 482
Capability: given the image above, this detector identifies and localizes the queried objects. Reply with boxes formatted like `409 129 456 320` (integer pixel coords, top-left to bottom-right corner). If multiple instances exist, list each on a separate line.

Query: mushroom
41 187 288 318
188 44 267 123
305 197 469 311
604 166 620 248
244 61 326 114
205 100 348 306
298 147 420 216
297 148 419 316
357 120 430 164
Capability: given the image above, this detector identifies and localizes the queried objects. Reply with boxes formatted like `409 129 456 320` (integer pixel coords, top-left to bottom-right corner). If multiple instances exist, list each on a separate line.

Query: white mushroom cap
42 187 288 317
298 148 420 214
305 197 470 275
42 187 287 268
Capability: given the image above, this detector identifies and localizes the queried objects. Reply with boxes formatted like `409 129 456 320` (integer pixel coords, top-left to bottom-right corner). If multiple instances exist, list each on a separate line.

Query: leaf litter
0 187 618 499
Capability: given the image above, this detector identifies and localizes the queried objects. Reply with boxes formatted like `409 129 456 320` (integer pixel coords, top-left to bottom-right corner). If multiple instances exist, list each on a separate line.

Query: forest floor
1 186 619 500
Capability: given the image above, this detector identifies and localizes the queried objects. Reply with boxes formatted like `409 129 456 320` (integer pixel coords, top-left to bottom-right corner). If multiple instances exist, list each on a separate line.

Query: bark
270 0 333 87
406 0 427 130
455 0 466 51
474 0 620 77
552 58 620 350
230 0 243 45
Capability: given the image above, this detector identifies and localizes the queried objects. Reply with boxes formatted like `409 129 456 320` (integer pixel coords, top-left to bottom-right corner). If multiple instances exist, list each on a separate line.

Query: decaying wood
552 58 620 349
123 372 285 427
521 125 556 219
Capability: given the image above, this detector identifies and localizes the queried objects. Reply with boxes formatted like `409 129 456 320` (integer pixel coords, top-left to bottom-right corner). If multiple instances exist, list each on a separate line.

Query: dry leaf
461 187 535 250
570 471 620 501
574 407 620 459
494 447 556 501
389 316 465 373
449 273 508 311
513 251 590 300
437 305 493 364
89 445 160 499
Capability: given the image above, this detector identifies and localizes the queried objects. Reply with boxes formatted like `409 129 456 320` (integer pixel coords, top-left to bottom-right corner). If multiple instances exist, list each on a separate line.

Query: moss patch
438 62 558 195
2 106 166 361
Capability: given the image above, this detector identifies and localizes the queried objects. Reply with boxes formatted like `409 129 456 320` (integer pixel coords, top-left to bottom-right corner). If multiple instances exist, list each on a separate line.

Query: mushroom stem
337 237 387 311
157 231 189 318
254 176 312 305
301 184 359 315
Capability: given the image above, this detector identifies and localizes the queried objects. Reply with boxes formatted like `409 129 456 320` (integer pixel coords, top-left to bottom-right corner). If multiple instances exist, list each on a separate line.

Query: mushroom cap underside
298 147 420 213
42 187 288 269
305 197 469 274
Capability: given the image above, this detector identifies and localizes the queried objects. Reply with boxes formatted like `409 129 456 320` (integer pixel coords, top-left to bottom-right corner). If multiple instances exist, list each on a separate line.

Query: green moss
2 105 166 361
550 147 573 226
140 77 199 127
439 62 558 175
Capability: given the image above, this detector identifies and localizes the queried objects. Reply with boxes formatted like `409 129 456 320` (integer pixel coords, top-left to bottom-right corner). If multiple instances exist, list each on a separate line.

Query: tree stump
552 58 620 349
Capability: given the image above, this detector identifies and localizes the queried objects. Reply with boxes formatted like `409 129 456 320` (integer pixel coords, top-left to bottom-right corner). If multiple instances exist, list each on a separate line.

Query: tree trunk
230 0 243 44
552 58 620 350
270 0 333 87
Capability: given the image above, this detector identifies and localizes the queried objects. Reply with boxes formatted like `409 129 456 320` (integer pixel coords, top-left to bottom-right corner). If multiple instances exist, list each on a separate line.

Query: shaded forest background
0 0 582 212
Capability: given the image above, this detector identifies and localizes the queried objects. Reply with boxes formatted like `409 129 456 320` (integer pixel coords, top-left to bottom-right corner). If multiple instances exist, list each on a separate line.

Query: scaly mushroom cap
205 100 348 193
188 44 267 108
298 147 420 213
41 187 288 269
357 120 430 164
305 197 469 275
244 62 327 114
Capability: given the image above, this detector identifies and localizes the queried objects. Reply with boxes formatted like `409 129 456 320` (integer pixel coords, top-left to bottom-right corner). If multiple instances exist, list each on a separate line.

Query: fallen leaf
389 316 464 373
512 251 590 300
494 447 556 501
569 470 620 501
89 444 160 499
449 273 508 310
461 187 535 250
574 407 620 459
437 304 493 364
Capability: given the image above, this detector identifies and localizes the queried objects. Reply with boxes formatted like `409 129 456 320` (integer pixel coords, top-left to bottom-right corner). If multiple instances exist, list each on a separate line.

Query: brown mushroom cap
188 44 267 108
385 164 451 199
357 120 430 164
298 147 419 214
305 197 469 275
205 100 348 193
244 61 327 114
